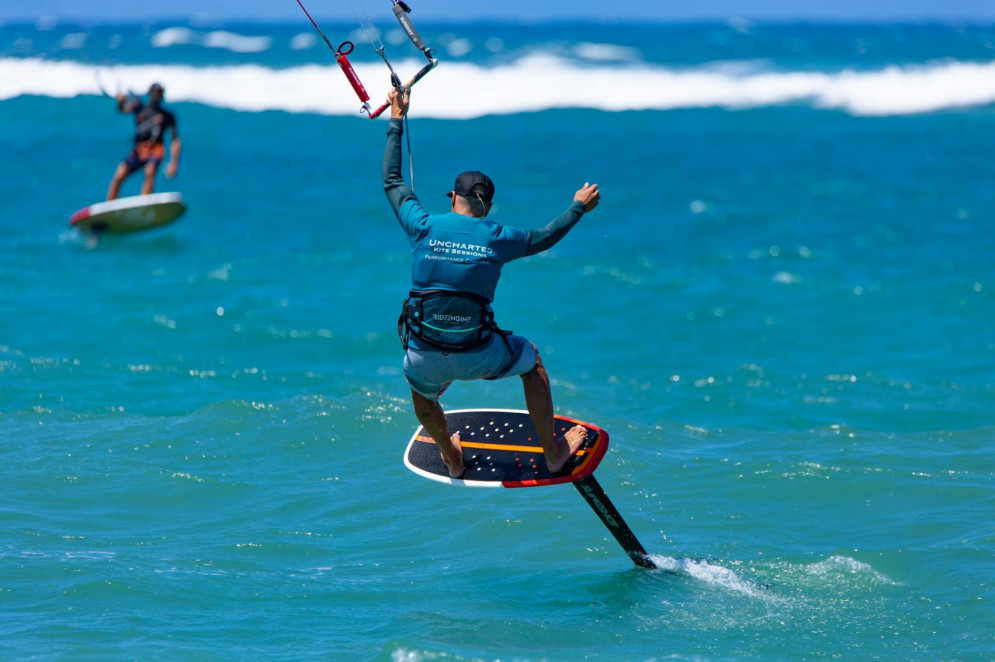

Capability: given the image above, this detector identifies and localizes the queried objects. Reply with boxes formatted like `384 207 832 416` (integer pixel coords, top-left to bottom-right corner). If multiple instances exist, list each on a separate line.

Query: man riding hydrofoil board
382 88 601 478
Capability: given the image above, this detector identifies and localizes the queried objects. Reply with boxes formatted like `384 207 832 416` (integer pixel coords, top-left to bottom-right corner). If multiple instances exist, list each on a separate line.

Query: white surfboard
69 192 186 234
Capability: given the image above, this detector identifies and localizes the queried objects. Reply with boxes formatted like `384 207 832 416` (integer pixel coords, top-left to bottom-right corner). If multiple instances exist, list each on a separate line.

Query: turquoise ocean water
2 16 995 660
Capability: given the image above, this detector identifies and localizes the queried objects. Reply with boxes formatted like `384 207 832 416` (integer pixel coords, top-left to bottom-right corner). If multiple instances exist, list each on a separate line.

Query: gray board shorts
404 332 537 400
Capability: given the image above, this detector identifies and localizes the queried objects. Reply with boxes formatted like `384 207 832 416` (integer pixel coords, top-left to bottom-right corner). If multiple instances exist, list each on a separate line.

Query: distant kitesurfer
107 83 181 201
383 88 601 479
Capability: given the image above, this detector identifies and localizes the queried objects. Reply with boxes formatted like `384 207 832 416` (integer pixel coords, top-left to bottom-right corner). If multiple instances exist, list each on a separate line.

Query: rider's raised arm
523 182 600 256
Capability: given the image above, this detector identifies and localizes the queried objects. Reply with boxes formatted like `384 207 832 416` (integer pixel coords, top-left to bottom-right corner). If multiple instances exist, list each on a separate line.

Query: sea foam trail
3 56 995 118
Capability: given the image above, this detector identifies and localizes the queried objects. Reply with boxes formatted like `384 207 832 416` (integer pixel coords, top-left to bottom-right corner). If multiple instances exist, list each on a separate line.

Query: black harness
398 289 510 351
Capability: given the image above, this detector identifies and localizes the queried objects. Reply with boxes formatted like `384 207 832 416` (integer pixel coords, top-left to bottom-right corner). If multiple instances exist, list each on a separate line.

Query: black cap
446 171 495 204
148 82 164 95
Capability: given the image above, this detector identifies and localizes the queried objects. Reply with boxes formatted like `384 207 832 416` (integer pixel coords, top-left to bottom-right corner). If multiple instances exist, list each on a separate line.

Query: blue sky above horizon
9 0 995 23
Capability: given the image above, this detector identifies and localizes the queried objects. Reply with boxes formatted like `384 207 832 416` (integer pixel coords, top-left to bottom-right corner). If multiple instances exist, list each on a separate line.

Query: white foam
150 27 272 54
3 56 995 118
150 27 195 48
572 41 643 62
59 32 88 50
805 554 897 585
290 32 318 51
651 555 768 598
445 38 473 58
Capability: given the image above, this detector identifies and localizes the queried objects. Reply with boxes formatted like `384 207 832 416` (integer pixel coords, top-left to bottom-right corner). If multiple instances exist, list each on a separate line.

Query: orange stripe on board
415 434 590 456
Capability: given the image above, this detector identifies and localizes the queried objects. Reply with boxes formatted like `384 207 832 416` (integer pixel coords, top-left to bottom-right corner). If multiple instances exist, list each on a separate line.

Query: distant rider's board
69 192 186 234
404 408 657 568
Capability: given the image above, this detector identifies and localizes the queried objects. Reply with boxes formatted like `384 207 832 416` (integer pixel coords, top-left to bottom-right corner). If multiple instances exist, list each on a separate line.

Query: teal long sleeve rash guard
382 118 588 303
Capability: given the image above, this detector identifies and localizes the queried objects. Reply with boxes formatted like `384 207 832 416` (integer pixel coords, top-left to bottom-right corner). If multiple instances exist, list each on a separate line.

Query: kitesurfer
383 88 601 478
107 83 181 201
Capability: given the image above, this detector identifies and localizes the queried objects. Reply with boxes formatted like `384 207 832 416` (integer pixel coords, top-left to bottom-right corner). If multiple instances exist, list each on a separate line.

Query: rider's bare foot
441 431 465 478
545 424 587 473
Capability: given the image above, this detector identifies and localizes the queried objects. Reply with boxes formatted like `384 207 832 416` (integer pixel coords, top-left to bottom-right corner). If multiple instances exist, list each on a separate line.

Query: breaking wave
3 55 994 118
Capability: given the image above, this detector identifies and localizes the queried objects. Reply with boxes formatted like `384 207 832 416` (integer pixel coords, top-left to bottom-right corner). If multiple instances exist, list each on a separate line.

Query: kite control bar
365 0 439 119
364 59 438 118
294 0 438 119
